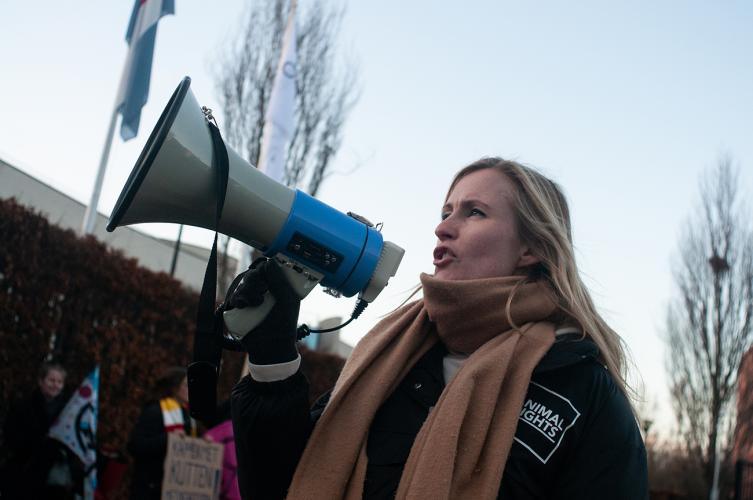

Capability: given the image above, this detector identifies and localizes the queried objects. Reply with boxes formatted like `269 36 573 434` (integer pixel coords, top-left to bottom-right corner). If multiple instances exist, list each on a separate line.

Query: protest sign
161 433 223 500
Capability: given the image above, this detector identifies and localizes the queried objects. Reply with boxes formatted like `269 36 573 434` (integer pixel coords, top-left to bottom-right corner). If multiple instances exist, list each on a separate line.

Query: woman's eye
469 208 485 217
440 212 450 221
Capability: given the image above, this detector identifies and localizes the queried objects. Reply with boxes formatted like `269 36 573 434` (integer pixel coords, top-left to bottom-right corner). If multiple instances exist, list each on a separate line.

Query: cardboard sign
161 433 223 500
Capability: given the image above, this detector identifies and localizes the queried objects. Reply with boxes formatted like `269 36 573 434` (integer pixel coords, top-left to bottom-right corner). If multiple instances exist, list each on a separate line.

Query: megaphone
106 77 405 335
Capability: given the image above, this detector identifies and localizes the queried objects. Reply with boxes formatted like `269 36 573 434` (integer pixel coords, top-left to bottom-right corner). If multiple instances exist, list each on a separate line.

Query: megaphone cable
296 298 369 339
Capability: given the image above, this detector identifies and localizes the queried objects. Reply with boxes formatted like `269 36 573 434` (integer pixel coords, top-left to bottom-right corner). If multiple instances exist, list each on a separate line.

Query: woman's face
433 169 538 280
39 368 65 400
175 376 189 406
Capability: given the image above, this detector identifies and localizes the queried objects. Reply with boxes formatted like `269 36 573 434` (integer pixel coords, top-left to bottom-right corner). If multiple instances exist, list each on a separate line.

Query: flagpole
170 224 184 276
80 0 175 237
81 103 120 236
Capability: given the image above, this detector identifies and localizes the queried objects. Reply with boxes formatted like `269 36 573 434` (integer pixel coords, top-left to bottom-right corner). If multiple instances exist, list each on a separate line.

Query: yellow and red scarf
159 397 197 436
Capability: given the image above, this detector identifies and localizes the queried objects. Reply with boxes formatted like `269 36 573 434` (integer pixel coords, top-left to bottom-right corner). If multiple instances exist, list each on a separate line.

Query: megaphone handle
223 293 276 338
223 260 320 340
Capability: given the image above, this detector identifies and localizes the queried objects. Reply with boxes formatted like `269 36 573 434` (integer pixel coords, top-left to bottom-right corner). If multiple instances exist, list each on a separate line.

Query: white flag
258 5 298 182
238 4 298 272
49 366 99 500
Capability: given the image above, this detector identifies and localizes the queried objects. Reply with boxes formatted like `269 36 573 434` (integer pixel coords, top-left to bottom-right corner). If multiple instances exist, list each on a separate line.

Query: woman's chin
433 266 459 281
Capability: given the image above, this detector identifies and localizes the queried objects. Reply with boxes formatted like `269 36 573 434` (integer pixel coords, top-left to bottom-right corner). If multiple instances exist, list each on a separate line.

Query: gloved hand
224 257 301 365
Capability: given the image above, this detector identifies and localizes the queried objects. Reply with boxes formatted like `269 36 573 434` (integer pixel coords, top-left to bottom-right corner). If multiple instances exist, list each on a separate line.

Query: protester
204 399 241 500
1 361 84 499
127 366 196 500
228 157 648 499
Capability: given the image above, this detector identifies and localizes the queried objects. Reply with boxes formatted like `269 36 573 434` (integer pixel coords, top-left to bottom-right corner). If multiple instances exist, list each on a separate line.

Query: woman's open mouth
433 246 455 267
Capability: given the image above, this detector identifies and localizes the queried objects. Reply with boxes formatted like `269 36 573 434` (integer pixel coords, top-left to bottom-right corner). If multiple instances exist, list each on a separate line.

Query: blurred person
204 399 241 500
1 361 83 499
228 158 648 499
127 366 196 500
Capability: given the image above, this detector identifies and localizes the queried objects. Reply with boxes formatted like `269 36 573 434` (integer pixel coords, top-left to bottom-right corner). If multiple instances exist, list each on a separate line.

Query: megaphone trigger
273 254 324 297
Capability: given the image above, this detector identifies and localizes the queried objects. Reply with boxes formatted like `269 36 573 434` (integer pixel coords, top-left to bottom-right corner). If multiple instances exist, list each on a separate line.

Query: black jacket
232 335 648 499
1 388 84 500
127 401 193 500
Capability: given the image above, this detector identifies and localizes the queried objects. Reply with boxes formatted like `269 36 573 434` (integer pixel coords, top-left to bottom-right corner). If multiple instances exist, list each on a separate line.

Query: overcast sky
2 1 752 435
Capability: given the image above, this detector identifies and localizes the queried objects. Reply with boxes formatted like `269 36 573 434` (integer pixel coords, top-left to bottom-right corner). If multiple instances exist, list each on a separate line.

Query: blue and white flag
257 5 298 182
49 366 100 500
116 0 174 141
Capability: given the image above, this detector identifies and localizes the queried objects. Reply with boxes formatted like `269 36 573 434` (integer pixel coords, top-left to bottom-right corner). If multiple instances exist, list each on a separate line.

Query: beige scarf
286 274 558 500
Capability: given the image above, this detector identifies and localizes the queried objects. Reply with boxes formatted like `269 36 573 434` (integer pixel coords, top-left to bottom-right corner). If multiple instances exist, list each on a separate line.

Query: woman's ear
516 247 540 268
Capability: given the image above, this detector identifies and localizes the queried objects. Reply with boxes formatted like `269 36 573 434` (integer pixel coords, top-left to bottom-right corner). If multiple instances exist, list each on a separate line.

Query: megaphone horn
107 77 293 250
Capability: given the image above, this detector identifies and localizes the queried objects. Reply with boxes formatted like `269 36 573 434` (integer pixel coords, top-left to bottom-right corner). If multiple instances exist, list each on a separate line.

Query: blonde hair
448 157 631 398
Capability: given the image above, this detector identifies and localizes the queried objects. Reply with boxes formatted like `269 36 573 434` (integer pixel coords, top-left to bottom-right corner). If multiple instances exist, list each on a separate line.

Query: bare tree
665 154 753 498
214 0 358 195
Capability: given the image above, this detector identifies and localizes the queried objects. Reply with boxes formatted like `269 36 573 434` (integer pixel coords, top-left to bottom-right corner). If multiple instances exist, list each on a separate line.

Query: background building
303 316 353 358
1 158 232 291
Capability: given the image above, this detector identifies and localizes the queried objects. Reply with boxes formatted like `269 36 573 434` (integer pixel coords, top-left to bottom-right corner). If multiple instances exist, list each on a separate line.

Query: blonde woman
228 158 648 499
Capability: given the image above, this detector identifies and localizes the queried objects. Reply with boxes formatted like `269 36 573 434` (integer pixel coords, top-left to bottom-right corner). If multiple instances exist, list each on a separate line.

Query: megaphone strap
187 112 229 422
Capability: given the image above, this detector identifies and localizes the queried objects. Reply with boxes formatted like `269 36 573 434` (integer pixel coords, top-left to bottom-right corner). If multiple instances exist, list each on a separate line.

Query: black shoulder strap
187 110 229 422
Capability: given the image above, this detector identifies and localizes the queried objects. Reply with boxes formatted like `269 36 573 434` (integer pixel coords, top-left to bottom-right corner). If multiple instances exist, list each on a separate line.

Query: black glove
225 257 301 365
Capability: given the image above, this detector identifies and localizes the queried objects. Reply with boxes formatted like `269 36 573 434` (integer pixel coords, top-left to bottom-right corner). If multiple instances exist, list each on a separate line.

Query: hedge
0 198 246 458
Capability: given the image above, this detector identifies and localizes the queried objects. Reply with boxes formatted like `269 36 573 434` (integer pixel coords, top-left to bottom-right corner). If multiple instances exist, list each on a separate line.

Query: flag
116 0 175 141
238 4 298 272
257 5 298 182
49 366 100 500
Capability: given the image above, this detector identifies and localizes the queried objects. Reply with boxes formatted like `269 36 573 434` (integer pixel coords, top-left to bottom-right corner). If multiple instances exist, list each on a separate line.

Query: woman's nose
434 216 456 241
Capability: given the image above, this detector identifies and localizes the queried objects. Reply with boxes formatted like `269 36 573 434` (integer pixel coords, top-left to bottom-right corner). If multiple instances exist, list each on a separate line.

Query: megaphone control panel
286 232 343 273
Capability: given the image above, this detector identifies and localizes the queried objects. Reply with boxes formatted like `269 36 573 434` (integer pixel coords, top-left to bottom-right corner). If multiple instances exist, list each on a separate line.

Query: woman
229 157 648 499
128 366 196 500
2 362 81 499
